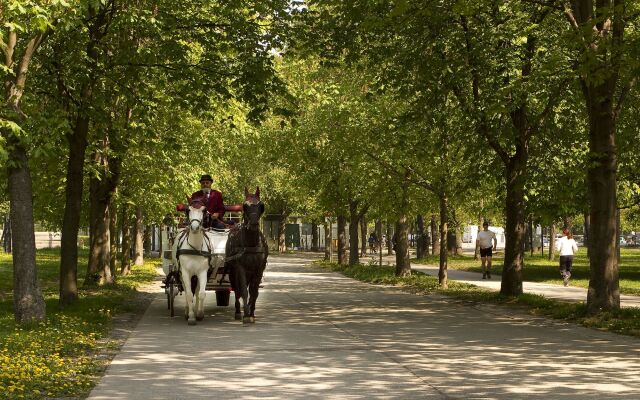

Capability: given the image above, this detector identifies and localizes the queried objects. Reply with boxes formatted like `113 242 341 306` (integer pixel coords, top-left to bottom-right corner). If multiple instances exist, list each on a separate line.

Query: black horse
226 187 268 323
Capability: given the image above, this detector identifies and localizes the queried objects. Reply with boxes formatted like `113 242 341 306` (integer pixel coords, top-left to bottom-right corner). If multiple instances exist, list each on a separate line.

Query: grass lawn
412 247 640 296
317 260 640 338
0 248 158 400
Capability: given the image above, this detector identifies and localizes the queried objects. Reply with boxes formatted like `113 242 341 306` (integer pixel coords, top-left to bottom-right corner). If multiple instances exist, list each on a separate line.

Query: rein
223 225 264 261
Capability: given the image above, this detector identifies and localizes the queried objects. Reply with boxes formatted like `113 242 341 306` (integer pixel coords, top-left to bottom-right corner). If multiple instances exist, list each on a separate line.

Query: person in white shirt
555 228 579 286
476 222 497 279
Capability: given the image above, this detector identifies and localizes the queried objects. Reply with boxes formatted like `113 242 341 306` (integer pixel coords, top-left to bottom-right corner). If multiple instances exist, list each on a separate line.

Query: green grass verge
316 260 640 338
0 248 157 400
411 247 640 296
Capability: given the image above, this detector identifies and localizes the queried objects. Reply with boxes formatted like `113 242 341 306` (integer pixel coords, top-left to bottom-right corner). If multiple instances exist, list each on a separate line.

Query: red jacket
191 189 225 221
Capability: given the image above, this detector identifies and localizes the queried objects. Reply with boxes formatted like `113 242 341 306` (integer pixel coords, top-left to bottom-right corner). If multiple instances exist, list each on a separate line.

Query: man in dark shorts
476 222 497 279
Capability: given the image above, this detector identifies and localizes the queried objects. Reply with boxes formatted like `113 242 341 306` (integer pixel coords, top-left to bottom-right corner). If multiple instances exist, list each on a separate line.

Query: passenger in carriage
190 174 227 229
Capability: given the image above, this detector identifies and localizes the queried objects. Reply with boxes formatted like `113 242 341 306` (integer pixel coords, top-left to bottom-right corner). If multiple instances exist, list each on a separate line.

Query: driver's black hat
199 174 213 183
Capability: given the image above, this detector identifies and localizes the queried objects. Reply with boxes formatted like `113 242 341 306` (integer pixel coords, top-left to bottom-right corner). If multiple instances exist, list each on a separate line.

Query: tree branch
528 78 571 141
617 195 640 210
4 30 16 73
614 76 636 122
520 0 564 11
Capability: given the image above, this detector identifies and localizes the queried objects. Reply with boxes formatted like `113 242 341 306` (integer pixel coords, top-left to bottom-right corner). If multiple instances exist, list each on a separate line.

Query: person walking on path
556 228 578 286
368 232 377 254
476 222 497 279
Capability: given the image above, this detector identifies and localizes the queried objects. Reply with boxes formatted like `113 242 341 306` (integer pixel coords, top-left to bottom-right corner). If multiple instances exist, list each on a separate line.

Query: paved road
410 265 640 308
89 254 640 399
363 252 640 308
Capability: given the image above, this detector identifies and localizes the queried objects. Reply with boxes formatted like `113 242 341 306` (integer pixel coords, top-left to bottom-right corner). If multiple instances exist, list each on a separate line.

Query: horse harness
174 227 214 266
174 223 264 275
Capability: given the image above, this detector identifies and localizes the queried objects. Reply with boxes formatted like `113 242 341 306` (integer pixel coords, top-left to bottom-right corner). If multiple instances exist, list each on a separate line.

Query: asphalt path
89 253 640 399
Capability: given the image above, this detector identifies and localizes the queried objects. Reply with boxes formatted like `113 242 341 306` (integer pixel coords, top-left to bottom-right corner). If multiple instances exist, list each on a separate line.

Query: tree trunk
424 216 431 256
586 97 620 312
85 137 120 286
337 214 347 265
1 11 49 323
528 219 534 256
133 206 144 266
474 221 481 260
360 215 367 257
438 194 448 288
5 137 46 323
447 230 457 255
548 224 556 261
59 115 90 307
348 201 360 265
2 215 11 253
386 222 393 255
85 174 113 286
109 198 118 278
120 204 132 275
456 224 462 255
500 157 527 297
447 210 461 255
277 213 288 253
395 215 410 276
416 214 426 259
541 226 545 256
311 222 319 252
430 214 440 255
58 5 111 305
376 220 383 266
324 220 332 261
584 211 590 258
143 224 152 256
568 0 623 313
524 218 531 253
616 210 621 263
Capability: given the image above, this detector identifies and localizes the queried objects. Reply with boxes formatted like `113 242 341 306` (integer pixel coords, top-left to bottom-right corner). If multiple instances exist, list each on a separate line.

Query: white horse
171 201 212 325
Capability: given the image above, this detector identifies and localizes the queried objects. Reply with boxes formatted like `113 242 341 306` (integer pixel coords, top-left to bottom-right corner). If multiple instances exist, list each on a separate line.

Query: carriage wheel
169 283 175 317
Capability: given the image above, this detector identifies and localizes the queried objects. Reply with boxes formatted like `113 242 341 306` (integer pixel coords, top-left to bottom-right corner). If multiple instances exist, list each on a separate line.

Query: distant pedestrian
476 222 497 279
556 228 578 286
368 232 377 254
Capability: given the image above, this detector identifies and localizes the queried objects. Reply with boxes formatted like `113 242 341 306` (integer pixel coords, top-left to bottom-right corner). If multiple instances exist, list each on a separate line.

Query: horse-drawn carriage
161 223 230 316
160 188 268 325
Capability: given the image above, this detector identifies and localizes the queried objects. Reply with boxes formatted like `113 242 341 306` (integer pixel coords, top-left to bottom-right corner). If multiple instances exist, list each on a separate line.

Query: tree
560 0 639 313
33 0 297 301
0 0 73 323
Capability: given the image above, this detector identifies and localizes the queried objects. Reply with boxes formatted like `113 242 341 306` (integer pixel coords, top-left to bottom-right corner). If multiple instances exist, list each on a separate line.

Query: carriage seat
175 204 242 212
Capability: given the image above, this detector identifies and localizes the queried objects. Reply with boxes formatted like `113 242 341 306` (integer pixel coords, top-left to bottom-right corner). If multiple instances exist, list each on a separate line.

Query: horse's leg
236 265 250 324
195 269 207 321
247 277 259 324
240 281 250 325
248 266 265 323
229 263 242 320
239 268 252 324
231 264 247 321
234 292 242 320
182 270 196 325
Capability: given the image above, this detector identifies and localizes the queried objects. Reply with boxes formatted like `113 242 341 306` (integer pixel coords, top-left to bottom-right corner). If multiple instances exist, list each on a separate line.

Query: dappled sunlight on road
89 253 640 400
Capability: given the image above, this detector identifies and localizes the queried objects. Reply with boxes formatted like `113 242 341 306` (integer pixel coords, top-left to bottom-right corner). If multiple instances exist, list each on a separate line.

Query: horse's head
187 197 206 233
243 187 264 230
